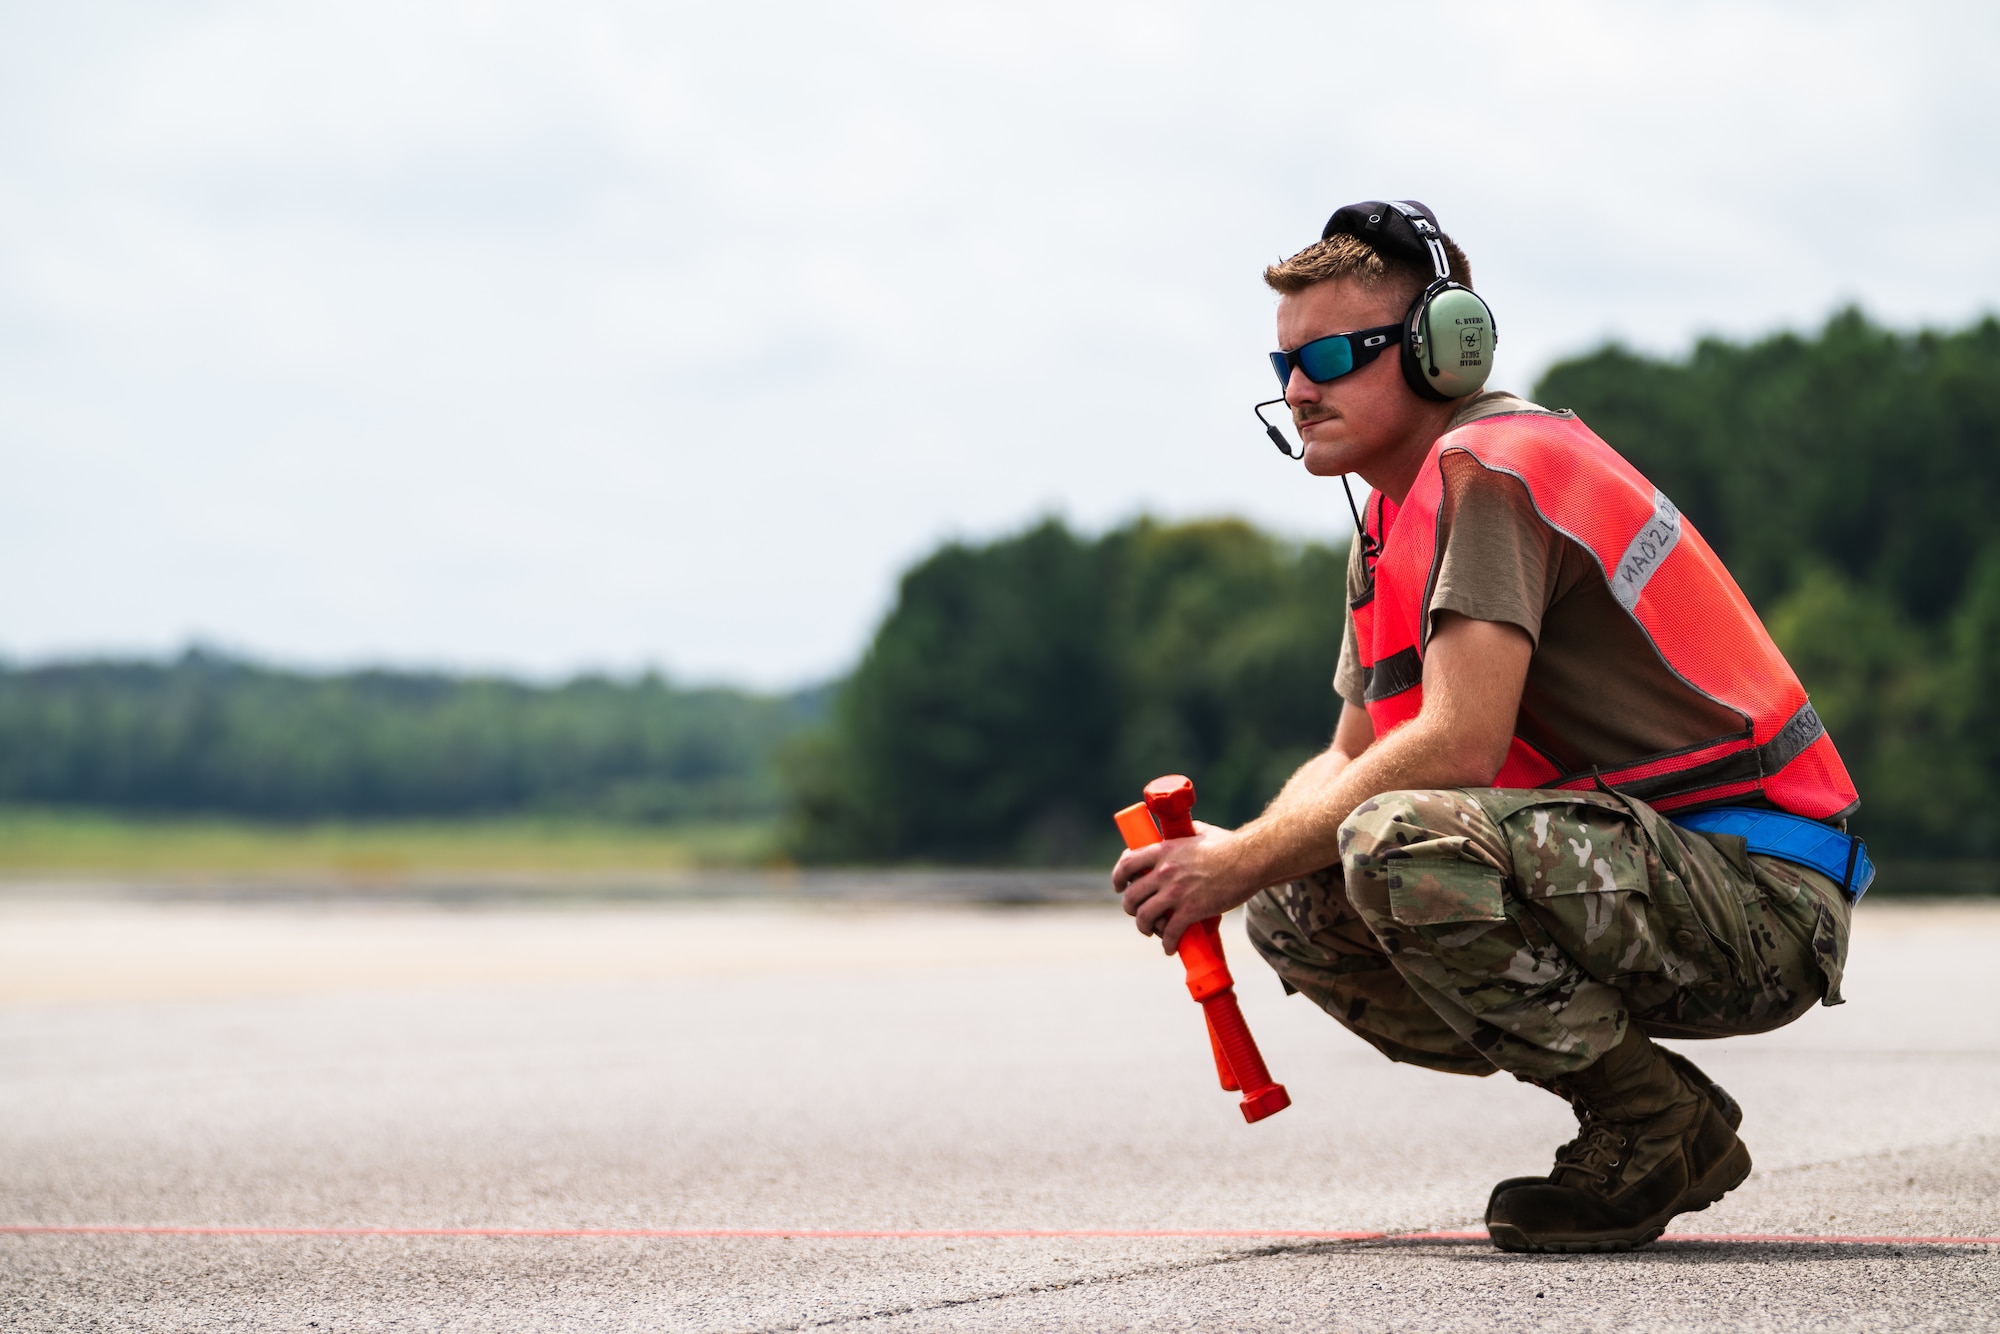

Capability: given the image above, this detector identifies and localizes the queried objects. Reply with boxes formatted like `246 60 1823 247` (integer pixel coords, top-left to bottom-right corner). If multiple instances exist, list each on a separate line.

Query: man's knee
1339 788 1512 930
1243 874 1496 1077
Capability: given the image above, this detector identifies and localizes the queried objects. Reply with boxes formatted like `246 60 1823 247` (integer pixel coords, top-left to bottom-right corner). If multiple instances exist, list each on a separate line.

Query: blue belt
1671 807 1874 900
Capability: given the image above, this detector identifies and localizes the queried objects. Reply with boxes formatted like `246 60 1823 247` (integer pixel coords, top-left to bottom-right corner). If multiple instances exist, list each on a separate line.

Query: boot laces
1551 1112 1631 1184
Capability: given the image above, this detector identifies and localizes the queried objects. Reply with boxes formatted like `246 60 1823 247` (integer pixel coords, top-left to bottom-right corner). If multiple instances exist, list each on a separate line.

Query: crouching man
1111 200 1867 1253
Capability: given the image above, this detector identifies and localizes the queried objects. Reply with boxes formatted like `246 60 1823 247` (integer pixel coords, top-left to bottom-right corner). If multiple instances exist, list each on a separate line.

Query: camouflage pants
1245 788 1853 1079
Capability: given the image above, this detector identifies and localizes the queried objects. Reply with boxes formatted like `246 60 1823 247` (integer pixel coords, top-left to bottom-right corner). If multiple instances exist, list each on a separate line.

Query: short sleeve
1427 454 1560 645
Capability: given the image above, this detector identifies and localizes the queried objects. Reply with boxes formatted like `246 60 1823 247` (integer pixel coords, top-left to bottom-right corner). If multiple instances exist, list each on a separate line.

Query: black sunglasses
1268 323 1401 389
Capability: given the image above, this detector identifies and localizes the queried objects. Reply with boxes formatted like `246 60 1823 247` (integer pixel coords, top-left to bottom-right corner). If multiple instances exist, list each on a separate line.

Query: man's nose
1284 365 1319 409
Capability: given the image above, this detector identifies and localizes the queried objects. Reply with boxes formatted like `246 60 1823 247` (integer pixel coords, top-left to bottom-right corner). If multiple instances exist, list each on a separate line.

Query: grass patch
0 807 781 879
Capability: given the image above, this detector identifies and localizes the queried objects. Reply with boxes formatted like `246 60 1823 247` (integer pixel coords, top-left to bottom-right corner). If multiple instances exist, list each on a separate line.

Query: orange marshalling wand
1114 774 1291 1124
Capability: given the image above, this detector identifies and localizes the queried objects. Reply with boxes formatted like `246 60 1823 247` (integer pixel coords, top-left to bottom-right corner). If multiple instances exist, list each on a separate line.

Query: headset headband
1321 199 1451 284
1383 201 1451 284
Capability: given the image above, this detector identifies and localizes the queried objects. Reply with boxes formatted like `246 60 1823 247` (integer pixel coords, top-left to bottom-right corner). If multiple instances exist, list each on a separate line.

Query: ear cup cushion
1399 285 1449 402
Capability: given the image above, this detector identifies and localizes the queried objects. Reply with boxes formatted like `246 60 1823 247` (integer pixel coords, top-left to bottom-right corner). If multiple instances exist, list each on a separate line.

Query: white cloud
2 0 1994 686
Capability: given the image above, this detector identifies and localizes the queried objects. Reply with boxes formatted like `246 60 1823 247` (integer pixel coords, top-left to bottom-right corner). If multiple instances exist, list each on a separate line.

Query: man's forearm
1115 616 1531 937
1218 617 1531 892
1226 716 1492 890
1257 743 1353 827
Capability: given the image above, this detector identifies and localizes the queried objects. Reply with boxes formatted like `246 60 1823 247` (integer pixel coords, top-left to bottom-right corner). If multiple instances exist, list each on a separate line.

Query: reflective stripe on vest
1350 412 1860 821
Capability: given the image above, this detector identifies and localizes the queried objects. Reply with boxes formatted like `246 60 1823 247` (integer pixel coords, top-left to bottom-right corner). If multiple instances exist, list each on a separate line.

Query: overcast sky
4 1 1996 688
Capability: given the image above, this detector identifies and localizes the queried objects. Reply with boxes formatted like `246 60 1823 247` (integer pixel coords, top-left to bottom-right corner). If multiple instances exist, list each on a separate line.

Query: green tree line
0 649 821 822
792 310 2000 862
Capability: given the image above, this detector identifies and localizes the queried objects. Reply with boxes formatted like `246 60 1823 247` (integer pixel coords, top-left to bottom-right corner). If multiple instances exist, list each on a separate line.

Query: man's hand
1112 821 1253 954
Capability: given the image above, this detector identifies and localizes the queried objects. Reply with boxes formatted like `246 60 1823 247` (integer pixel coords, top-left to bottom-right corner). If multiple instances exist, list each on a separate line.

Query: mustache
1292 406 1338 427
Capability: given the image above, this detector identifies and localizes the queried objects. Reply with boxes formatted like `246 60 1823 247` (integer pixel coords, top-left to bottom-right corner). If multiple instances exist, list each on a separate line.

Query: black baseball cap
1320 200 1443 268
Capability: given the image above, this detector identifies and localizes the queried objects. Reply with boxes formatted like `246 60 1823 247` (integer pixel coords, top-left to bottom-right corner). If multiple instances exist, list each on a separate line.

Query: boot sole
1486 1140 1754 1254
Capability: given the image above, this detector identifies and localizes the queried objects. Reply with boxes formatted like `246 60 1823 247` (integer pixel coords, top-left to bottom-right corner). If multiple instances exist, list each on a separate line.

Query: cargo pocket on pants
1384 847 1509 928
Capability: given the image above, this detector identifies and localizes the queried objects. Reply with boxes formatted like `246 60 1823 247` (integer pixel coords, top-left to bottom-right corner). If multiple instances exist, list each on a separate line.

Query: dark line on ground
734 1235 1382 1333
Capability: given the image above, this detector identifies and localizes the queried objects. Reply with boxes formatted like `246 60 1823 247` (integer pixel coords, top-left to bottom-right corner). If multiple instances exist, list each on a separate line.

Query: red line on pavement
0 1225 1382 1241
4 1223 1999 1245
3 1225 1388 1240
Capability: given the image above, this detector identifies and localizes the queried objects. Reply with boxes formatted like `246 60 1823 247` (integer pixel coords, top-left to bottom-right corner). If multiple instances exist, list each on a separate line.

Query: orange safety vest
1352 410 1860 821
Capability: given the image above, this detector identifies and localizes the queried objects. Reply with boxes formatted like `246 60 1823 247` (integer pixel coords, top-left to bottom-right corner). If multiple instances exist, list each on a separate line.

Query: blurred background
4 0 1999 883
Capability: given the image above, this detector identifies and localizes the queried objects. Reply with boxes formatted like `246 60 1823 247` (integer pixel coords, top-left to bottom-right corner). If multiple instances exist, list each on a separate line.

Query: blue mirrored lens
1268 352 1293 389
1293 334 1356 383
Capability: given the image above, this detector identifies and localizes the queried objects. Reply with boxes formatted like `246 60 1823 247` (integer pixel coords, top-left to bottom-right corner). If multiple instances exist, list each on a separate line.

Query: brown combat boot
1483 1047 1742 1223
1485 1028 1751 1253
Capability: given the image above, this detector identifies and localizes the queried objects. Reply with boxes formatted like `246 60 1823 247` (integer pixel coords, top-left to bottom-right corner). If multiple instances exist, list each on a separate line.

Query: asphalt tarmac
3 891 1997 1331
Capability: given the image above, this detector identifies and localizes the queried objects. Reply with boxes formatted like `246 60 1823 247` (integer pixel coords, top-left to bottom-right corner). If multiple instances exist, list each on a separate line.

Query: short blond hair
1262 232 1473 302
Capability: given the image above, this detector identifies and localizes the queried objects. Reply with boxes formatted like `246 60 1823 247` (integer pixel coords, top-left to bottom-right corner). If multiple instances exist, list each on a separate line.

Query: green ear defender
1408 283 1496 400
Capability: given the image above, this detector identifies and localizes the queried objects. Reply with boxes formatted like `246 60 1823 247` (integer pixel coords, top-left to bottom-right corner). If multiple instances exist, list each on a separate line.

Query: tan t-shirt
1333 392 1746 773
